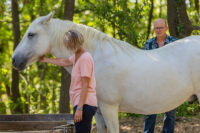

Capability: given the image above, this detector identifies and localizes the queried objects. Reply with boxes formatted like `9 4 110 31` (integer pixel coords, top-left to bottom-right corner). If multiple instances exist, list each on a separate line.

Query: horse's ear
41 11 55 25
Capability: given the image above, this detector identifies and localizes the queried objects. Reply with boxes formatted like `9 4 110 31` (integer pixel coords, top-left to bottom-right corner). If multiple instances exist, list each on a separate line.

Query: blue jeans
73 104 97 133
144 109 175 133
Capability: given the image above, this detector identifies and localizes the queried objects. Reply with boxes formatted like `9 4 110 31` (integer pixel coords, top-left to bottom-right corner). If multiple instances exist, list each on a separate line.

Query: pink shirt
69 52 97 107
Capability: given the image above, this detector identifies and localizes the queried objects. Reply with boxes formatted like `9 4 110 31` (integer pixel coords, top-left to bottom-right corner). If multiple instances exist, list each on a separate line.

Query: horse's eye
28 32 35 38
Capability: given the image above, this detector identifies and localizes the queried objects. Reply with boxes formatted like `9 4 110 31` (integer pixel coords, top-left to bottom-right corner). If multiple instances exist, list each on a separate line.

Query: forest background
0 0 200 119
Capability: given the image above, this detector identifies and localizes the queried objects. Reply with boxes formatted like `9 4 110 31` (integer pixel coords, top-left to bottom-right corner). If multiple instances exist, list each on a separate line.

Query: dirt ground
92 116 200 133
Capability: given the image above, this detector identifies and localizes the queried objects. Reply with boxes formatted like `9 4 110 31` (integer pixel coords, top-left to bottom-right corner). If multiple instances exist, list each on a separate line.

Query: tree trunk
147 0 154 40
167 0 193 38
11 0 23 113
59 0 75 113
195 0 199 14
59 68 71 113
63 0 75 20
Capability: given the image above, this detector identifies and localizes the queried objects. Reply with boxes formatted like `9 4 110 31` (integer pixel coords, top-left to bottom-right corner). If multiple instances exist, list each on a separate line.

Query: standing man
143 18 177 133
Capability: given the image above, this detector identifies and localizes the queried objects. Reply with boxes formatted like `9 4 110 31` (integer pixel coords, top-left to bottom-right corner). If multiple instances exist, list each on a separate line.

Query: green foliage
0 0 63 114
0 0 199 116
176 102 200 117
75 0 152 48
0 0 6 18
119 112 144 119
0 102 7 114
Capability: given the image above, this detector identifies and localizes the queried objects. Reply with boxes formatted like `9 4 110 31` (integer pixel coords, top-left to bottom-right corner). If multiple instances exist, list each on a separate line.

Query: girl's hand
74 110 83 123
39 56 47 62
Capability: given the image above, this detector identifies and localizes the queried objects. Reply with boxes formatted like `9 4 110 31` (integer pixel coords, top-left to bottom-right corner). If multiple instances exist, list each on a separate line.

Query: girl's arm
74 77 90 123
78 77 90 108
39 56 73 67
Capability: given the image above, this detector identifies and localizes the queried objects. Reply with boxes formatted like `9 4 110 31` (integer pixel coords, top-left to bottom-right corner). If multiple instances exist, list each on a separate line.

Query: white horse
12 12 200 133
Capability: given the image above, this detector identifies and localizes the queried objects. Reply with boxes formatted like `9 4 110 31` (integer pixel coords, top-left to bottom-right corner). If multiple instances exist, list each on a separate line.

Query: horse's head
12 12 55 71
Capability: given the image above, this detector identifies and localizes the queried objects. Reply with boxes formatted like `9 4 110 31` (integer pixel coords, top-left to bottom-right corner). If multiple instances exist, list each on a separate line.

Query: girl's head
63 30 84 53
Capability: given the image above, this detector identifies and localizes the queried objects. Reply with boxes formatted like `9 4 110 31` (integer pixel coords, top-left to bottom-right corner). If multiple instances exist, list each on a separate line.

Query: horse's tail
95 107 107 133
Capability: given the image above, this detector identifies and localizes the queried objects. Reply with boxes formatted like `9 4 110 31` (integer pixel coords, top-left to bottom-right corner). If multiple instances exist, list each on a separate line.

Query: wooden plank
0 130 63 133
0 114 73 121
0 121 73 131
54 124 75 133
0 114 74 131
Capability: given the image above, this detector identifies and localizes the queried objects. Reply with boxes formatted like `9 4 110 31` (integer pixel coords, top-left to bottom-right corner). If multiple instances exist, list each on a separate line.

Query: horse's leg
95 107 107 133
98 102 119 133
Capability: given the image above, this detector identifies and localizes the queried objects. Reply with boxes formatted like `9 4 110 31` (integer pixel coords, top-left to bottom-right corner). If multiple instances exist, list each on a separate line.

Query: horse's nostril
12 58 15 65
19 62 25 69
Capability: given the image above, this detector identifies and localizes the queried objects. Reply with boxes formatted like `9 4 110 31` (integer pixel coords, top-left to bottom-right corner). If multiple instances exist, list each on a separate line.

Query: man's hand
74 110 83 123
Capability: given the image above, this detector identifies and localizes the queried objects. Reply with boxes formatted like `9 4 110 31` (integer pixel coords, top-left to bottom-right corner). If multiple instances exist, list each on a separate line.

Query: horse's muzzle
12 56 27 71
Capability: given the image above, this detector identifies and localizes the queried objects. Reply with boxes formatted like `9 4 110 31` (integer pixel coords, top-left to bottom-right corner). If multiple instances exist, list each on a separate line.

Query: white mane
48 18 139 56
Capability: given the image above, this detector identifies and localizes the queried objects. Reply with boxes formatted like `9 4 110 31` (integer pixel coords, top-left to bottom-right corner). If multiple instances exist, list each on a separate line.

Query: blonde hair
63 30 84 53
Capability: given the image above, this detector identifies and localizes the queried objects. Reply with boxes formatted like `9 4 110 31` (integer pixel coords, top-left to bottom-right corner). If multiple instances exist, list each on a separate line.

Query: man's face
154 21 168 38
